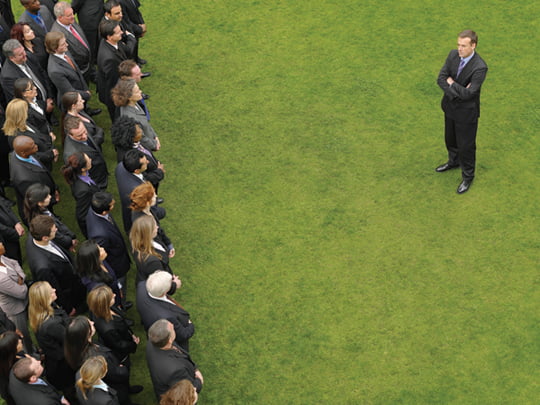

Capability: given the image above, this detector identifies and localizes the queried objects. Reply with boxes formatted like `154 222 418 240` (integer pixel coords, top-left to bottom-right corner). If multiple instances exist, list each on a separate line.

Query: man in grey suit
436 30 488 194
146 319 203 400
63 115 108 189
18 0 54 41
50 1 96 82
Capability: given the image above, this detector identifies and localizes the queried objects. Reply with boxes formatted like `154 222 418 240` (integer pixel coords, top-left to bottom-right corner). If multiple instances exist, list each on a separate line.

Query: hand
49 132 56 142
69 308 76 316
70 239 78 252
172 275 181 289
133 335 140 344
140 24 147 33
46 98 54 113
54 190 60 203
61 397 70 405
52 149 59 162
14 223 25 236
195 369 204 384
466 83 471 88
155 137 161 151
86 90 92 96
157 161 165 172
446 77 455 85
169 248 175 258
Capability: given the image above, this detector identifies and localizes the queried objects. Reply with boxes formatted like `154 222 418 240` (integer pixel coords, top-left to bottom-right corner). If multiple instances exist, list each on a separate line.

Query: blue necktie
456 59 466 77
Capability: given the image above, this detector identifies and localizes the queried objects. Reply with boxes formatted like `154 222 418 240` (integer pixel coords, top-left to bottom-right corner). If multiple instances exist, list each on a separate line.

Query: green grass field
4 0 540 404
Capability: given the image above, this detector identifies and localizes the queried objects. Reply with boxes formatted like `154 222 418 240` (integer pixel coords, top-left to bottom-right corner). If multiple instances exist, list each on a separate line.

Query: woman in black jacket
87 285 139 362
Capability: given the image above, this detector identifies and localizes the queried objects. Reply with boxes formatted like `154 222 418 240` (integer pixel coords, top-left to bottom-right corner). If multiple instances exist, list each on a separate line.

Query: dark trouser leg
455 119 478 182
444 115 459 165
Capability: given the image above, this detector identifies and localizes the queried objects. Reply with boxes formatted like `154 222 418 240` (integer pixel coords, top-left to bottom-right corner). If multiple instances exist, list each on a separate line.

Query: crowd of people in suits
0 0 202 404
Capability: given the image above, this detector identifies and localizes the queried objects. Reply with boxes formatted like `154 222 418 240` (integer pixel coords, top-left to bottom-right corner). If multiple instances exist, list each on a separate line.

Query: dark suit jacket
93 306 137 361
146 341 201 399
70 177 100 237
27 100 51 135
96 40 127 109
50 21 92 75
25 237 86 314
7 127 55 171
80 111 104 145
47 52 89 106
114 161 143 233
136 281 194 352
116 144 164 189
71 0 104 56
34 307 75 391
0 195 22 263
85 209 131 278
9 152 57 219
0 58 52 104
437 50 488 123
18 8 54 40
63 135 108 190
118 0 144 36
76 384 120 405
8 370 64 405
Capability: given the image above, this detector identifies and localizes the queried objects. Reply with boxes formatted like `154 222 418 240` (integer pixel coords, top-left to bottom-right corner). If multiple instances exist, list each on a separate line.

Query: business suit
9 152 57 220
63 135 108 190
0 58 52 104
117 144 164 191
0 195 22 263
71 0 104 59
114 161 144 233
34 307 75 391
93 306 137 361
50 21 92 76
27 100 52 136
136 281 194 352
146 341 202 399
70 177 100 237
7 127 55 171
8 370 64 405
437 49 488 182
97 40 128 118
25 237 86 314
119 104 158 151
76 384 120 405
47 52 90 106
86 209 131 279
18 8 54 41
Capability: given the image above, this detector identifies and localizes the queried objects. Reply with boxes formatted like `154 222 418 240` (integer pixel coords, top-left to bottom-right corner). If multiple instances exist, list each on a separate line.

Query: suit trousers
444 114 478 182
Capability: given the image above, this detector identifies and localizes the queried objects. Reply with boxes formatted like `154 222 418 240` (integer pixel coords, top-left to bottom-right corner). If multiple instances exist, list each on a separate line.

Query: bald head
13 135 37 158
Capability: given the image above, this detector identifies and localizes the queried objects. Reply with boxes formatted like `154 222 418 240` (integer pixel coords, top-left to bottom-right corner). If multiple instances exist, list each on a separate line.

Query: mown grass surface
3 0 539 404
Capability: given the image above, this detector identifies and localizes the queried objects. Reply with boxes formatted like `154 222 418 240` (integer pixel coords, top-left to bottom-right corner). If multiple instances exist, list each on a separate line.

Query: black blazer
93 306 137 361
63 134 108 190
96 40 127 108
70 177 100 237
0 58 52 103
0 195 22 262
27 99 51 135
25 238 86 314
9 369 64 405
76 384 120 405
9 152 57 219
437 50 488 123
8 127 55 171
146 341 201 399
114 162 144 233
85 209 131 278
35 307 75 391
136 281 194 352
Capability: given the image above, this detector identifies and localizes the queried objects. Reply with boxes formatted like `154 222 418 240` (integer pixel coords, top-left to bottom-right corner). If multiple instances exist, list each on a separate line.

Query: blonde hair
76 355 108 400
28 281 55 331
3 98 28 136
87 285 114 322
129 215 159 261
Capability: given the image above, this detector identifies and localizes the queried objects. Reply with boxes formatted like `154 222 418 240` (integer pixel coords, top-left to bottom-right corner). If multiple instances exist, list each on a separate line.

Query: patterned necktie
456 59 466 77
69 25 89 49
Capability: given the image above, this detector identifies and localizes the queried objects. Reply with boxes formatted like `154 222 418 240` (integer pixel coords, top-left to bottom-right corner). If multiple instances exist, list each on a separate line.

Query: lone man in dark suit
436 30 488 194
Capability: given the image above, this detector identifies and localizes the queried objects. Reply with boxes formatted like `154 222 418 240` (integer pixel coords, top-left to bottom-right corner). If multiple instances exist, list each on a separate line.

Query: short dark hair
44 31 65 54
99 19 118 39
12 357 34 383
64 115 82 137
459 30 478 45
29 215 54 241
118 59 138 79
91 192 114 214
104 0 121 14
123 149 144 173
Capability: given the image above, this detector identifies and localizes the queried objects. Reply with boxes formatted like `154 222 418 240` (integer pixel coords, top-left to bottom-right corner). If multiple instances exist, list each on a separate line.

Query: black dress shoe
129 385 144 394
435 162 459 172
86 108 102 116
142 93 150 100
141 72 151 78
156 197 164 205
137 58 147 65
457 180 472 194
